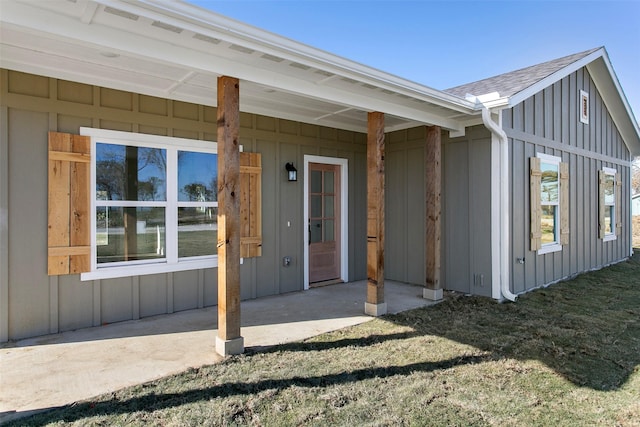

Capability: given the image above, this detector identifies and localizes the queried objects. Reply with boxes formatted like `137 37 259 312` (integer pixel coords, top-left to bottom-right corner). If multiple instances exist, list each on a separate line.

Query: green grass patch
13 254 640 426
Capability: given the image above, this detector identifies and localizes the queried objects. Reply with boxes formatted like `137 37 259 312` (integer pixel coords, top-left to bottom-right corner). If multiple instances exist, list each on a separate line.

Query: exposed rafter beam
314 107 353 121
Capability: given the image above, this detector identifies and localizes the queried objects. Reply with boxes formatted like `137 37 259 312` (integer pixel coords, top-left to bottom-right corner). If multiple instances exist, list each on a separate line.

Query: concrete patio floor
0 280 439 423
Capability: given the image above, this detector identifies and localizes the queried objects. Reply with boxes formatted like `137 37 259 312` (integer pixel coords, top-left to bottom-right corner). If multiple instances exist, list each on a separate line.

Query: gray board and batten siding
506 66 631 294
441 127 493 297
0 69 508 341
384 125 493 298
0 69 373 341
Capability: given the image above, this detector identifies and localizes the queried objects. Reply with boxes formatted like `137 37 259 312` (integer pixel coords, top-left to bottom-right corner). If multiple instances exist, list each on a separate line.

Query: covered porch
0 0 484 353
0 280 441 423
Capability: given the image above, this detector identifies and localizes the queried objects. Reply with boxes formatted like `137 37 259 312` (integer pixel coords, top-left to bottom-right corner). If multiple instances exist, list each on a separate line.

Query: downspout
481 107 517 302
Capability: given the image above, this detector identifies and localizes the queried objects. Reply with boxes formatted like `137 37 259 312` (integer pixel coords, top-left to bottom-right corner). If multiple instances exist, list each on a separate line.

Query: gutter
128 0 479 113
481 107 517 302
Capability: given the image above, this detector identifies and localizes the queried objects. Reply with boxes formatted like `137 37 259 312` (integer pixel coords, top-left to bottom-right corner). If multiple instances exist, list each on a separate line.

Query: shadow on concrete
2 281 431 349
5 256 640 425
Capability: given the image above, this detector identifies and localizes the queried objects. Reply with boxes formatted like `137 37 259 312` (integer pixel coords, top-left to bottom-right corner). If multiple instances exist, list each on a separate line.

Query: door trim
304 155 348 290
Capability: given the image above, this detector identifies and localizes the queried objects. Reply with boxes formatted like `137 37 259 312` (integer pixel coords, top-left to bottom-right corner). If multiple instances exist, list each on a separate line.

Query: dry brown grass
12 254 640 427
633 215 640 249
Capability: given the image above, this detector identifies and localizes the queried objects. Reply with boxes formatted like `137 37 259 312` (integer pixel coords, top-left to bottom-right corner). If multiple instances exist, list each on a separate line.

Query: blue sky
189 0 639 126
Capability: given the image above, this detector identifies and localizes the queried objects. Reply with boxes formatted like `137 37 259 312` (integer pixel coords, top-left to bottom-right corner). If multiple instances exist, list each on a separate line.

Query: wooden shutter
615 173 622 237
530 157 542 251
48 132 91 275
598 170 606 239
239 152 262 258
559 162 569 245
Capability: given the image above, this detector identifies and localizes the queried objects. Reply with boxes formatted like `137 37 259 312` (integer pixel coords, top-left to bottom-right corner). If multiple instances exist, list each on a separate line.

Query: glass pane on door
324 171 334 194
324 195 334 217
311 170 322 193
311 195 322 218
310 219 322 243
324 219 334 242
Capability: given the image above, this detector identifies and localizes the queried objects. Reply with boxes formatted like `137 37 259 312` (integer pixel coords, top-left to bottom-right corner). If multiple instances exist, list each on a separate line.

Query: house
1 1 638 354
633 194 640 216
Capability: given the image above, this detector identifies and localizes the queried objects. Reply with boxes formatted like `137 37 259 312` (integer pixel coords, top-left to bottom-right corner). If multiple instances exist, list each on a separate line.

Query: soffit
0 0 475 133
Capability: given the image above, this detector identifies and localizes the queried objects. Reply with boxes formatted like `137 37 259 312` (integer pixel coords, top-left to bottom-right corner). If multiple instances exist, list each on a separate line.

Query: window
530 153 569 254
177 151 218 258
580 90 589 124
599 167 620 242
89 129 219 278
540 159 560 246
44 128 261 280
95 143 169 265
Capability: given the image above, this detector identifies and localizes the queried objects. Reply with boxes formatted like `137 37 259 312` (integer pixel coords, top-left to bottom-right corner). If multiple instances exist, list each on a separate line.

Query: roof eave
132 0 477 113
506 48 606 108
1 0 475 132
501 47 640 157
586 52 640 157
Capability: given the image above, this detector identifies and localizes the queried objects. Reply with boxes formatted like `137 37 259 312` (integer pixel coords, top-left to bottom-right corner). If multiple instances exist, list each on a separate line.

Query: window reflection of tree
96 144 166 261
541 169 558 202
177 151 217 202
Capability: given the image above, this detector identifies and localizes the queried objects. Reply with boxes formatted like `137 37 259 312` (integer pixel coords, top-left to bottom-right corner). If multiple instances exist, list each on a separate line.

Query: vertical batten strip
530 157 542 251
598 170 605 239
615 173 622 237
560 162 570 245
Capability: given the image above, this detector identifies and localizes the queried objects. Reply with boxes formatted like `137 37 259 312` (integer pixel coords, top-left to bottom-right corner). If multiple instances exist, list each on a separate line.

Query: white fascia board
98 0 476 115
507 48 605 108
384 121 425 133
586 56 640 156
448 116 485 138
242 104 365 133
496 45 639 156
1 49 370 133
2 1 466 131
464 93 510 112
126 0 476 114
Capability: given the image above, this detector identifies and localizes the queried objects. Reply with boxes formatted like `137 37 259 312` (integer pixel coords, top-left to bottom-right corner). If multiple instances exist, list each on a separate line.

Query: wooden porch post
216 76 244 356
365 111 387 316
424 125 443 300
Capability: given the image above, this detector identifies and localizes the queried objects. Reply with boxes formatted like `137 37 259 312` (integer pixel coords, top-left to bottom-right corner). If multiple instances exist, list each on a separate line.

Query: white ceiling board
0 0 478 133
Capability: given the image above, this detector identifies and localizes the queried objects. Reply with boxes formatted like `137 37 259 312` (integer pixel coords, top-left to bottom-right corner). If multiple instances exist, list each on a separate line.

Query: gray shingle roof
445 47 602 99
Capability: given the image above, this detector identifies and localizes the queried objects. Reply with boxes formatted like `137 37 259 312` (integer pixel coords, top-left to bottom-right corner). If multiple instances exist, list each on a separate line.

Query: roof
0 0 474 133
447 48 640 156
0 1 638 154
445 48 601 99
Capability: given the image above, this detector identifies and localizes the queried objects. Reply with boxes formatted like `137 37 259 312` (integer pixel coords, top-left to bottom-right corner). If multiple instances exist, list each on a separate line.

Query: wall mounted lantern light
285 162 298 182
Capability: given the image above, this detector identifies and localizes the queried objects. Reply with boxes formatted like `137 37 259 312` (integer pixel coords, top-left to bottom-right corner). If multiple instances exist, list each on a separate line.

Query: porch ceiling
0 0 476 134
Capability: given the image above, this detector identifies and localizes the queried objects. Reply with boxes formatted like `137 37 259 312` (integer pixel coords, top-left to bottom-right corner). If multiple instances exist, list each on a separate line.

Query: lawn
12 254 640 426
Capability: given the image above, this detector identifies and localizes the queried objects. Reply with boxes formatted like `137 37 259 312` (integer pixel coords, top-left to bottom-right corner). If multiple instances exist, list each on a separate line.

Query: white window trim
537 153 563 255
79 128 239 281
602 166 617 242
579 90 589 125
